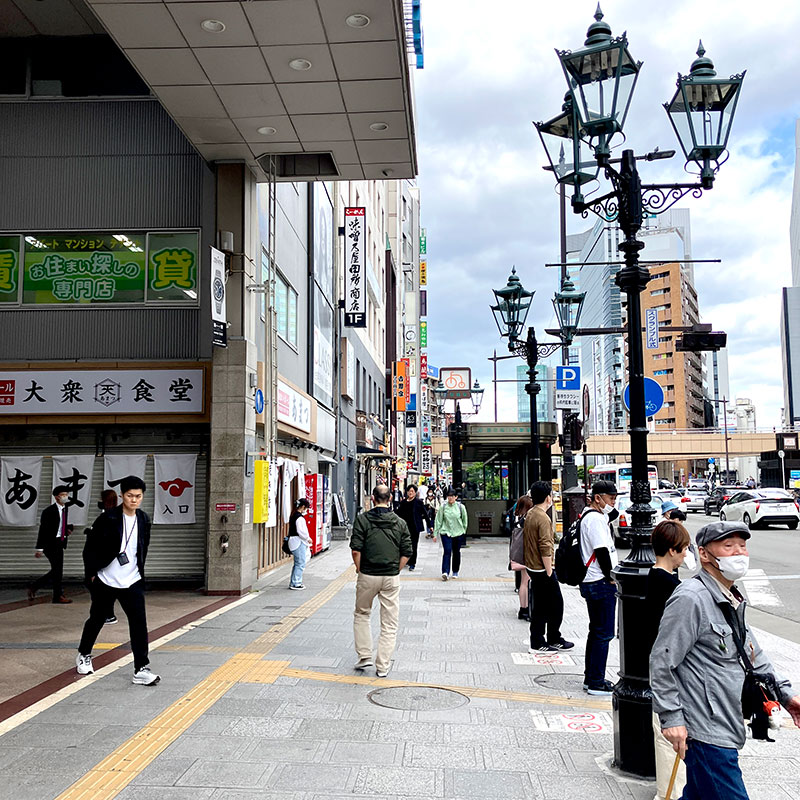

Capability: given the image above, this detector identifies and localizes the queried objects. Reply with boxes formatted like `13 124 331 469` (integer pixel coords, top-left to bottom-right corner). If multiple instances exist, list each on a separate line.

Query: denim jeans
441 535 462 575
290 544 308 587
681 740 749 800
579 578 617 687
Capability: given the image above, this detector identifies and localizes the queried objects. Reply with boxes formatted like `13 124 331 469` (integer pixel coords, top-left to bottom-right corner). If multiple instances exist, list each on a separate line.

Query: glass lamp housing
552 277 586 344
491 268 533 343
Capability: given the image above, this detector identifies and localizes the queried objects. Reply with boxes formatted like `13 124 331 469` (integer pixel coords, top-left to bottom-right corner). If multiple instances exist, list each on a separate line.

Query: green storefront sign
420 320 428 347
1 231 199 305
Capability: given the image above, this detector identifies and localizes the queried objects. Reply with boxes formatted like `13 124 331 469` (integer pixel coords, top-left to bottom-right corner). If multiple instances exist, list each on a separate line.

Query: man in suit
76 475 160 685
29 485 74 604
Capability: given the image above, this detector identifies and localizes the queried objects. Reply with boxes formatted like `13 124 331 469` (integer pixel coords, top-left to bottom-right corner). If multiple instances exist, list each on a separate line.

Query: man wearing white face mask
650 520 800 800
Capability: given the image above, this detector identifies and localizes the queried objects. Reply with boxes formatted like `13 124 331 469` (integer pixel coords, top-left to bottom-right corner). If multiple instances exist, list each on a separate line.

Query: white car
720 489 800 530
612 494 663 546
684 489 708 513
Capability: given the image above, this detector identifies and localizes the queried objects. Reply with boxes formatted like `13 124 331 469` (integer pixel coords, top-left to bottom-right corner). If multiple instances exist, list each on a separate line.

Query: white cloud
422 0 800 429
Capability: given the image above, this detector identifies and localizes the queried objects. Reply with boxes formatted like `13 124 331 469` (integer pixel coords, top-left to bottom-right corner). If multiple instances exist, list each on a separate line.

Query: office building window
276 273 298 347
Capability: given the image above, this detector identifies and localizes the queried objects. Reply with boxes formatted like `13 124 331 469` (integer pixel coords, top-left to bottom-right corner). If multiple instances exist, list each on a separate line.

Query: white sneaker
441 573 448 581
354 657 373 670
76 653 94 675
376 668 389 678
132 665 160 686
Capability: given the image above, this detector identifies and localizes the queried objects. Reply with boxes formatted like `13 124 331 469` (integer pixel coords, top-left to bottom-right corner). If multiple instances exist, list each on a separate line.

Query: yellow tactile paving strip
57 563 616 800
56 567 356 800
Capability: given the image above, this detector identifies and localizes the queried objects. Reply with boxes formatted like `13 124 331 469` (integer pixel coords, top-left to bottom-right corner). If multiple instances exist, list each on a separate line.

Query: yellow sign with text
420 260 427 286
253 459 270 523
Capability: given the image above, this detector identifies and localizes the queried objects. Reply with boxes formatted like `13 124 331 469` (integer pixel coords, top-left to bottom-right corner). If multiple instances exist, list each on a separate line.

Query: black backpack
555 509 599 586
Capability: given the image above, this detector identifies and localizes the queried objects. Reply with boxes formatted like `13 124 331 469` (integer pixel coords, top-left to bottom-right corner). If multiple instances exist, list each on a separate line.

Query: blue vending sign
622 378 665 417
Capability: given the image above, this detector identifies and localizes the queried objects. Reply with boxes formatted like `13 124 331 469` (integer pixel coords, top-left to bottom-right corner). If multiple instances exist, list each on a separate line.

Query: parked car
704 485 746 515
612 494 663 547
720 489 800 529
684 489 709 513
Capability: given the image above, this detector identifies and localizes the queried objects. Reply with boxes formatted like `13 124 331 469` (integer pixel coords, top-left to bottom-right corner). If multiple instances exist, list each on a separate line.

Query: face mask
715 554 749 581
682 549 697 572
601 502 615 516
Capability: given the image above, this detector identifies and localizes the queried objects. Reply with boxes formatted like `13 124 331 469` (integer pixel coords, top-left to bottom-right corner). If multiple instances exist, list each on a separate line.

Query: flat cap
696 520 751 548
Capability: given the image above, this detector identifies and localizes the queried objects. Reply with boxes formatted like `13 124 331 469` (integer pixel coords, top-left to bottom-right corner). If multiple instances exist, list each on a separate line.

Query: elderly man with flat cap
76 475 159 685
650 520 800 799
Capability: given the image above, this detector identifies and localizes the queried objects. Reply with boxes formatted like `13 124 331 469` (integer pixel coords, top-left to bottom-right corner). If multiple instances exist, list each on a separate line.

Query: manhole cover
368 686 470 710
533 673 586 692
424 597 470 605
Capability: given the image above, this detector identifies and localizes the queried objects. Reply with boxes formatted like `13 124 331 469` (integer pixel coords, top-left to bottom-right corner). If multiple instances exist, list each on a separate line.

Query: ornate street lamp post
437 382 484 492
491 269 568 485
537 6 744 778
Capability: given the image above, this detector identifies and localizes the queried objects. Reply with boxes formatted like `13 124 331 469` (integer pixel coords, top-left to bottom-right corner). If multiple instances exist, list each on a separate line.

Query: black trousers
528 571 564 648
31 545 65 600
408 528 420 567
79 578 150 670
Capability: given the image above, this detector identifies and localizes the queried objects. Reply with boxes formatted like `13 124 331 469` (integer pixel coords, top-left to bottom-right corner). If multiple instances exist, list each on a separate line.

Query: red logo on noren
159 478 193 497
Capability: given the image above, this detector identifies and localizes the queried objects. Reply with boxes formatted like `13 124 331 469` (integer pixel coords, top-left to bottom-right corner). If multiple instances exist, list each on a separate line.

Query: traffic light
675 331 726 352
568 414 584 450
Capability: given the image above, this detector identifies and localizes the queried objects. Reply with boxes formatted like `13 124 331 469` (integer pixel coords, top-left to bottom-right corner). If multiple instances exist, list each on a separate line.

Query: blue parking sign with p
556 366 580 390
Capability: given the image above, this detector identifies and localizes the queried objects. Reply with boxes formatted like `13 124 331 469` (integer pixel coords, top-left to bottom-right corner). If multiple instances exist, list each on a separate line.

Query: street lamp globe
535 94 598 207
557 5 641 159
491 267 533 345
470 381 485 415
664 42 745 189
552 277 586 345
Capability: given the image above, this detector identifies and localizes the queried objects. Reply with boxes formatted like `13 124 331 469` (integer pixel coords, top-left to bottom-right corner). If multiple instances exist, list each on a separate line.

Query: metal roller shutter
0 427 208 581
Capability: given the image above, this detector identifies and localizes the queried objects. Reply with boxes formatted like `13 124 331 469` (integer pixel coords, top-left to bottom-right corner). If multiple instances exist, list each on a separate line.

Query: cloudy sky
418 0 800 428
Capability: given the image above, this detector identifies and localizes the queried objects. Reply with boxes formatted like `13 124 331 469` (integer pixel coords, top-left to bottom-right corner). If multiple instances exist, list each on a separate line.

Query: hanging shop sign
210 246 227 347
253 459 270 524
420 289 427 317
420 260 427 286
0 231 199 305
420 321 428 347
420 229 427 255
401 359 411 407
0 369 204 415
0 456 43 526
392 360 407 412
421 446 432 475
104 455 148 494
277 380 312 433
420 354 428 381
154 454 197 525
421 416 431 445
421 383 428 412
405 411 417 427
51 455 95 526
440 367 471 400
343 208 366 327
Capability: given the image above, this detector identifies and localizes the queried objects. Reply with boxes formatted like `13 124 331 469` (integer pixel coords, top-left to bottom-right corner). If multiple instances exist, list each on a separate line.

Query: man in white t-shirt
76 475 159 685
579 480 619 696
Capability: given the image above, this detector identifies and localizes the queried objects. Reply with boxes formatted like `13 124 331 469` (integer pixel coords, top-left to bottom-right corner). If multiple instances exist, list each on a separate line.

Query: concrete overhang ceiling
75 0 419 182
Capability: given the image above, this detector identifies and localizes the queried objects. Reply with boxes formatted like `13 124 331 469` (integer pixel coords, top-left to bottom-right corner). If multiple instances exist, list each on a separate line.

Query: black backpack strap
718 601 754 675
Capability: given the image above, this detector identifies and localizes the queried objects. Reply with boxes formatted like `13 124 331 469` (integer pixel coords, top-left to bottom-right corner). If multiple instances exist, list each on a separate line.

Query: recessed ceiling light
257 126 277 136
346 13 371 28
370 122 389 132
288 58 312 71
200 19 226 33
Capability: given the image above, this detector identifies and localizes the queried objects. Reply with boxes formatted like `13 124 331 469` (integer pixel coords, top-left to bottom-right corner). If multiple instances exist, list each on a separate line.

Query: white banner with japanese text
0 456 43 527
0 370 203 414
343 207 366 327
104 455 148 498
51 455 95 526
154 454 197 525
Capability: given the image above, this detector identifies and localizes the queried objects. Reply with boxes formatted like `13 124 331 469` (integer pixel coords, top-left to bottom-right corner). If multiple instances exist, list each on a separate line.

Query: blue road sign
556 365 581 390
709 458 716 464
254 388 264 415
501 466 509 478
622 378 665 417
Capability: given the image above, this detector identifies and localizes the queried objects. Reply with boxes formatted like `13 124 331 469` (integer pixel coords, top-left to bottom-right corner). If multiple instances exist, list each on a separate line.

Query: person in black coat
76 475 160 686
83 489 121 625
396 484 425 571
28 485 74 603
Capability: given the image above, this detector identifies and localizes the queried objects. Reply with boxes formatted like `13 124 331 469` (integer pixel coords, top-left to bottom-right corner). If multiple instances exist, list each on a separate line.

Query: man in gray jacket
650 520 800 798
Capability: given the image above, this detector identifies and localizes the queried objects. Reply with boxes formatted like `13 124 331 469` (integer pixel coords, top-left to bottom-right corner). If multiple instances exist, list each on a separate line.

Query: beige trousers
653 712 686 800
353 573 400 671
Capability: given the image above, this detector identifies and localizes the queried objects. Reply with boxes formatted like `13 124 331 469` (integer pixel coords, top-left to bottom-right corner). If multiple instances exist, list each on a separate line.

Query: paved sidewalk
0 536 798 800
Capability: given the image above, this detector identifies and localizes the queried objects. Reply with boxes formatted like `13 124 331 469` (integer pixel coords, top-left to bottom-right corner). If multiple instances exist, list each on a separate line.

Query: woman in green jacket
434 489 468 580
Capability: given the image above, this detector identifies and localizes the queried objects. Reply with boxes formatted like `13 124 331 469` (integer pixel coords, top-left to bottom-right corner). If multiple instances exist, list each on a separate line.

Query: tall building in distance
516 364 555 423
782 119 800 426
576 209 693 434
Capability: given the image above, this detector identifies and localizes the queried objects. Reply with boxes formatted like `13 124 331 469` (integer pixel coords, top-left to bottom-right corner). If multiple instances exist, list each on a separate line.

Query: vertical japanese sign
0 235 20 303
210 246 227 347
0 456 42 526
401 358 411 407
421 446 432 475
253 459 269 523
420 229 427 255
51 455 95 526
646 307 659 350
420 260 427 286
343 207 366 327
154 454 196 525
420 321 428 347
392 360 407 412
420 354 428 380
421 416 431 444
420 289 427 317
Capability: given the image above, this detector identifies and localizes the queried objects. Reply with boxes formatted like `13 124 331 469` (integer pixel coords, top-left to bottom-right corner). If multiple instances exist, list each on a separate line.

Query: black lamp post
491 269 564 486
538 6 744 778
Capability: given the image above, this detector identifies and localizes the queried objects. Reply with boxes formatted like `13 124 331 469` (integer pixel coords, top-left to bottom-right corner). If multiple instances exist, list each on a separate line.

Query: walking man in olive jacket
351 484 412 677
